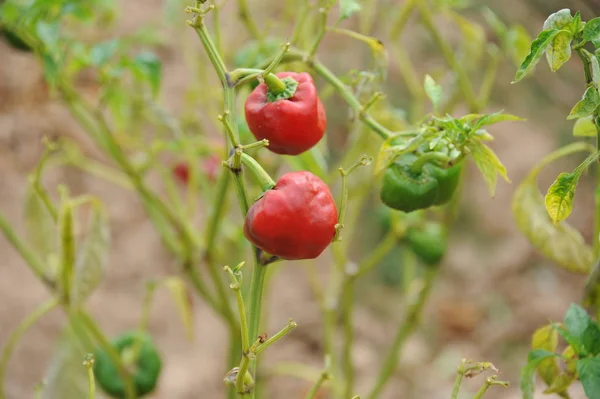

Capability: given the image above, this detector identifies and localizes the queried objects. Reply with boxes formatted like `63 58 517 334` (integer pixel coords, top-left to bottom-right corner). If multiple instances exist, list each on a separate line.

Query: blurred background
1 0 600 398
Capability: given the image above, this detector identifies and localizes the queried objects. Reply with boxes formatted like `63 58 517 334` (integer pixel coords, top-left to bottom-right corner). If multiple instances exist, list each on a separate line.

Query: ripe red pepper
244 171 338 260
172 162 190 184
172 155 221 185
244 72 327 155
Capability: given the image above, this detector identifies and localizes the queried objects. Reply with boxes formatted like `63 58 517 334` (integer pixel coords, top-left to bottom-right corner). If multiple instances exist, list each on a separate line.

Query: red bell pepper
244 72 327 155
243 171 338 260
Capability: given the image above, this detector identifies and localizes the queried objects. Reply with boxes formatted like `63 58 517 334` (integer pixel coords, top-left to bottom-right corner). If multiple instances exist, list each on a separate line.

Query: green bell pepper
93 331 162 398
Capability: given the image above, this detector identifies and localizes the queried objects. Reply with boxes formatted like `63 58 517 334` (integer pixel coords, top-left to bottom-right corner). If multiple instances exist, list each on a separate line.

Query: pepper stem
263 73 287 95
240 153 276 192
409 152 450 174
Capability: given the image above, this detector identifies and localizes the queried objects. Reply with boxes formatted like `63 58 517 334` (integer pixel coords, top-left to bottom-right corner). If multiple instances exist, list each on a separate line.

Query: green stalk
237 0 262 41
390 0 417 40
304 370 331 399
0 212 50 287
366 267 438 399
310 59 392 140
409 152 450 174
417 0 479 113
77 311 136 399
0 298 59 399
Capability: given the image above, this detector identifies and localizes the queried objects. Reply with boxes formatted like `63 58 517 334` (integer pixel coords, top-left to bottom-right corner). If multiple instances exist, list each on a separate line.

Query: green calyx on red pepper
405 222 448 266
380 152 462 213
244 71 327 155
93 332 162 398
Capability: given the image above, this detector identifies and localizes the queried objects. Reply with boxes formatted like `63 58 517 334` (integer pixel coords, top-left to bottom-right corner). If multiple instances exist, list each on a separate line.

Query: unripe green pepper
93 332 162 398
405 222 447 266
380 153 462 212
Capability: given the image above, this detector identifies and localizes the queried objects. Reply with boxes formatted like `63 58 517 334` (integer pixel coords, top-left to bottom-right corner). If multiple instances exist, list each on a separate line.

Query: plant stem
240 153 276 191
310 59 392 140
0 298 59 399
254 319 298 355
225 266 250 353
237 0 262 41
366 267 438 399
417 0 479 113
83 355 96 399
77 311 136 399
304 370 331 399
341 278 355 399
410 152 450 173
390 0 417 39
450 361 466 399
0 212 51 287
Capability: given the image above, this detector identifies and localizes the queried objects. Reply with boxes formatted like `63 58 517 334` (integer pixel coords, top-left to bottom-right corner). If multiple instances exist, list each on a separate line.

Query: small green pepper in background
380 153 462 212
93 332 162 398
405 222 448 266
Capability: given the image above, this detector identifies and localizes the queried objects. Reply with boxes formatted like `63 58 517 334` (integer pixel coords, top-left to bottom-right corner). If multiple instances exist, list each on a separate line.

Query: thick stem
240 153 276 191
366 267 438 399
263 73 287 95
409 152 450 174
0 298 59 399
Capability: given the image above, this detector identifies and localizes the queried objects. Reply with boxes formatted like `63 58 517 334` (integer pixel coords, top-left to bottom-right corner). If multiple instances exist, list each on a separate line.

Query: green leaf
568 86 600 120
164 277 194 341
58 201 75 304
573 116 597 137
42 54 60 87
512 142 595 274
546 31 572 72
543 372 576 395
520 349 560 399
42 324 92 399
468 141 510 197
531 325 560 387
577 358 600 399
374 133 423 175
542 10 573 72
70 201 110 307
339 0 361 21
24 180 57 277
514 29 562 82
583 17 600 47
132 51 162 97
35 21 60 48
462 111 525 129
564 303 591 354
424 74 442 112
543 9 573 31
582 322 600 356
592 56 600 87
545 150 600 223
545 172 577 224
90 39 119 66
507 26 533 68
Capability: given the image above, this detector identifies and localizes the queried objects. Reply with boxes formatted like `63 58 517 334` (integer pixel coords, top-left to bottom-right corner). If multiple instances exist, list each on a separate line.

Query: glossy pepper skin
244 171 338 260
405 222 448 266
93 332 162 398
244 72 327 155
380 153 462 212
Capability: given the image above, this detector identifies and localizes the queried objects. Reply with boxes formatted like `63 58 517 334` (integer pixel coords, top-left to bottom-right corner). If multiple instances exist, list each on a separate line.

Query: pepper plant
511 7 600 399
0 0 551 398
